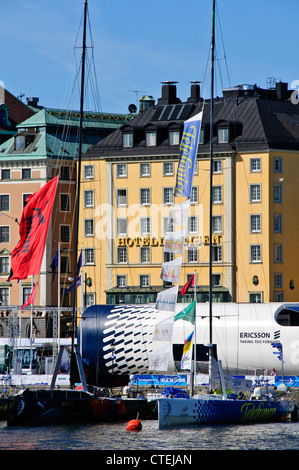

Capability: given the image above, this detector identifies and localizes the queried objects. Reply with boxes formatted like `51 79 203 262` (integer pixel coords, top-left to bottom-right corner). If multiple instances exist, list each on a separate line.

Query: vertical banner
155 285 178 312
9 176 59 281
160 256 182 284
174 111 202 198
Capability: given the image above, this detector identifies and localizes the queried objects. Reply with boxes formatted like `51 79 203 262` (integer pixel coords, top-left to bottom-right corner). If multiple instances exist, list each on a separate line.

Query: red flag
9 176 59 280
180 274 195 297
21 283 38 310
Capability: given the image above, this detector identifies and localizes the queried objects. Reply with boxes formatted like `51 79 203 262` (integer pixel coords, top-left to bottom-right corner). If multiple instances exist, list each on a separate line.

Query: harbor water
0 419 299 452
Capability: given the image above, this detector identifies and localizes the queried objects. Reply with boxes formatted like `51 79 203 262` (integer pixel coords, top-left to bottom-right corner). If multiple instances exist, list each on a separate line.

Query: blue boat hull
158 396 296 427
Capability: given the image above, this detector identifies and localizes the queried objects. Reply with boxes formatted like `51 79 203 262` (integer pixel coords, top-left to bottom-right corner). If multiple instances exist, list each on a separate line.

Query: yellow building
80 81 299 306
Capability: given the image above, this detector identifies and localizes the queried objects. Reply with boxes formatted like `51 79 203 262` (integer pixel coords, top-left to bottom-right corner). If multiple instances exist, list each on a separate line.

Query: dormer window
123 132 133 148
169 130 180 145
218 127 229 143
14 132 35 151
146 131 156 147
15 135 25 150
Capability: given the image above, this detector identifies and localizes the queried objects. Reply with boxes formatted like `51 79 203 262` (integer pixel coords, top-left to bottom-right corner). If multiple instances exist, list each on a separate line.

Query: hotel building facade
81 81 299 306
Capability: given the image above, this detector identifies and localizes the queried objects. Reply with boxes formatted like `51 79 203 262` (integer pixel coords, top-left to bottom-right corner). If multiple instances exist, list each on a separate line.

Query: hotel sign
118 235 222 247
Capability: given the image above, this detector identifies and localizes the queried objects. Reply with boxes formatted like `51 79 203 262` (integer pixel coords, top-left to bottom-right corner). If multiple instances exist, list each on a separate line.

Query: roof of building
0 106 134 161
84 81 299 160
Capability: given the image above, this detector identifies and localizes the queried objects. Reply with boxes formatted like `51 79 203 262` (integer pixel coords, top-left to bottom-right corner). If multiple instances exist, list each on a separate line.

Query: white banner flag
168 199 190 227
155 285 178 312
164 228 186 254
152 315 174 341
160 256 182 284
149 344 170 372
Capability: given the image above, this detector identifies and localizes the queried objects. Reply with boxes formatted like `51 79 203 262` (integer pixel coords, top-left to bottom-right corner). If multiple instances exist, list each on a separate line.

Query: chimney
26 97 39 107
275 82 288 100
187 81 201 103
158 81 180 105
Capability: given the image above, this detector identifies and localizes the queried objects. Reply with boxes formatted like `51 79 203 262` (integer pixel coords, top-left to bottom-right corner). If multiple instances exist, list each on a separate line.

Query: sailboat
157 0 296 428
6 0 155 426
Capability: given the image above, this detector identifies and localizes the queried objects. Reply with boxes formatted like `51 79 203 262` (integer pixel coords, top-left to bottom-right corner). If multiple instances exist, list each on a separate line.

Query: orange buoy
126 419 142 431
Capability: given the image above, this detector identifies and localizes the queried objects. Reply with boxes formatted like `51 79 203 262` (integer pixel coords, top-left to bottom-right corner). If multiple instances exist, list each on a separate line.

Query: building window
163 187 174 205
274 183 282 203
117 163 127 178
140 274 150 287
22 286 32 305
85 293 95 306
60 256 70 274
250 214 261 233
212 186 222 204
84 165 94 179
0 287 9 306
123 133 133 147
140 217 150 235
0 256 9 274
84 219 94 237
190 186 198 204
60 166 70 180
23 194 32 208
250 158 261 172
218 128 229 143
274 292 284 302
163 162 174 176
1 169 10 180
140 163 150 177
212 245 222 262
274 273 283 288
188 216 198 234
274 158 282 173
60 194 70 212
274 214 282 233
22 168 31 179
116 189 127 206
250 184 261 203
212 274 221 286
249 292 262 303
199 129 204 144
16 135 25 150
0 195 9 211
274 244 283 263
0 227 9 243
187 246 198 262
212 215 223 233
163 217 174 235
60 225 70 243
146 132 156 147
169 130 180 145
213 160 223 173
84 190 94 208
117 275 127 287
140 246 150 263
140 188 151 205
117 218 127 236
250 244 262 263
164 251 174 262
84 248 95 265
117 247 127 263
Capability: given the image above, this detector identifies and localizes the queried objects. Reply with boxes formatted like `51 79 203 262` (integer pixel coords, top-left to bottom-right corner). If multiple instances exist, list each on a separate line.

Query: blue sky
1 0 298 114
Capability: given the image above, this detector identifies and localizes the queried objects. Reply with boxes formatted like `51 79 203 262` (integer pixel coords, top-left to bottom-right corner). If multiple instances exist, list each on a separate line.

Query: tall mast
70 0 87 389
208 0 216 380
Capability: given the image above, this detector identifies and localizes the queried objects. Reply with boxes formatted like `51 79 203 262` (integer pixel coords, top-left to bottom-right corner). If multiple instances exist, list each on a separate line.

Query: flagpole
193 271 197 393
208 0 216 392
30 275 33 374
57 243 61 352
70 0 87 389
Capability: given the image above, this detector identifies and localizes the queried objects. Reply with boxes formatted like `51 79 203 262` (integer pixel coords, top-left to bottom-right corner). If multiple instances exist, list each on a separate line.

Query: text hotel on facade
81 81 299 306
